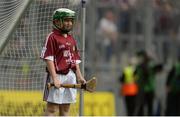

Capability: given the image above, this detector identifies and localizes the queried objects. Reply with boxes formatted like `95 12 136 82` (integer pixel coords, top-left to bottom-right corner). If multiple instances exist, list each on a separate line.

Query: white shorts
43 70 77 104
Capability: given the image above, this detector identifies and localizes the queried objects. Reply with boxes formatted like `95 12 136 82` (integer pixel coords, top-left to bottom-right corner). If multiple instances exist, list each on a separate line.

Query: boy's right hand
53 78 61 88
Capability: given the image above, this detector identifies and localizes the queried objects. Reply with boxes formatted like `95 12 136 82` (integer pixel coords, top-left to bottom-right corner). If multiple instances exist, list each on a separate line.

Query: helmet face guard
52 8 75 32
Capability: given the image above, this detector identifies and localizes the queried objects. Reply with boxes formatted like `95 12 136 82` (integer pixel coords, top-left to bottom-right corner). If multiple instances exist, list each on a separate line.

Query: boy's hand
78 77 86 84
53 78 61 88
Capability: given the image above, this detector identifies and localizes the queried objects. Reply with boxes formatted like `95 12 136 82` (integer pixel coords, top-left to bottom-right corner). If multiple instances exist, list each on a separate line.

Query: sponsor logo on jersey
63 50 71 57
59 45 65 49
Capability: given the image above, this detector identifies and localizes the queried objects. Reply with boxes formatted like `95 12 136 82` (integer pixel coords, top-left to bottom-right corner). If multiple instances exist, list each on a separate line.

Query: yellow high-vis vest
121 66 138 96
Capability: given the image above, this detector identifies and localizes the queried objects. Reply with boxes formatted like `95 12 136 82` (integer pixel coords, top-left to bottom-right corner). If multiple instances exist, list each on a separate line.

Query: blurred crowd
95 0 180 116
119 50 180 115
96 0 180 63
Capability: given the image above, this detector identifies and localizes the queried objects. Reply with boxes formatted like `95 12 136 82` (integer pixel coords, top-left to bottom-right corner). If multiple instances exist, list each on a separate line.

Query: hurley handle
47 83 82 89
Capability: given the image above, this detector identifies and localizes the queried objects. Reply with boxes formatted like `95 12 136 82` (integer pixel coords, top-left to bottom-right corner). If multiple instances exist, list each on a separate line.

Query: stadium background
0 0 180 116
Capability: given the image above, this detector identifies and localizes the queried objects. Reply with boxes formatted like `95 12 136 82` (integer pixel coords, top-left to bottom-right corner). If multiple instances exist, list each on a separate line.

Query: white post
79 0 86 116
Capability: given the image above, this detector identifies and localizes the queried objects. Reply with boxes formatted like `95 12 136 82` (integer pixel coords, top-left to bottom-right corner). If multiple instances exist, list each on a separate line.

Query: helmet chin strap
53 24 70 34
60 29 70 34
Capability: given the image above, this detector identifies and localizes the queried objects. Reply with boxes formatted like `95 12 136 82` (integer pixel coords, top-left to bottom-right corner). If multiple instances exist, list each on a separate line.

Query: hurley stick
47 77 97 92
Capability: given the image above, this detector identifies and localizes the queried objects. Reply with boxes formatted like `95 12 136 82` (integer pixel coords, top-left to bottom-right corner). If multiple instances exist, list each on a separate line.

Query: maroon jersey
41 29 81 74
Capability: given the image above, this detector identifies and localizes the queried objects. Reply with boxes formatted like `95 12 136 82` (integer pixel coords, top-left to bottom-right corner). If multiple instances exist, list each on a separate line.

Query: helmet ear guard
53 19 63 29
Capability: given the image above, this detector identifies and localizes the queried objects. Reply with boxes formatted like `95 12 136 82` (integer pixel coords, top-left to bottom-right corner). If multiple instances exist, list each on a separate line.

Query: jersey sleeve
40 34 55 61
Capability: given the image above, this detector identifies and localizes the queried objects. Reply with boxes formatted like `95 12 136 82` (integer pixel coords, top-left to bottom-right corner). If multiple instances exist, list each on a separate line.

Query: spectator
119 57 138 116
154 1 175 35
97 10 118 62
134 50 163 115
118 0 131 34
165 55 180 115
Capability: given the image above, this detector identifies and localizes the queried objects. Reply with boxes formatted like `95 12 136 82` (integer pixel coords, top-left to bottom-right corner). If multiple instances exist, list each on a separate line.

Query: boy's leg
59 103 70 116
44 102 58 116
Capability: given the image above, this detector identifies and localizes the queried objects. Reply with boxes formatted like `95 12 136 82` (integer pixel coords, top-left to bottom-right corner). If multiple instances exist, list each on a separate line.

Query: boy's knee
45 102 58 116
